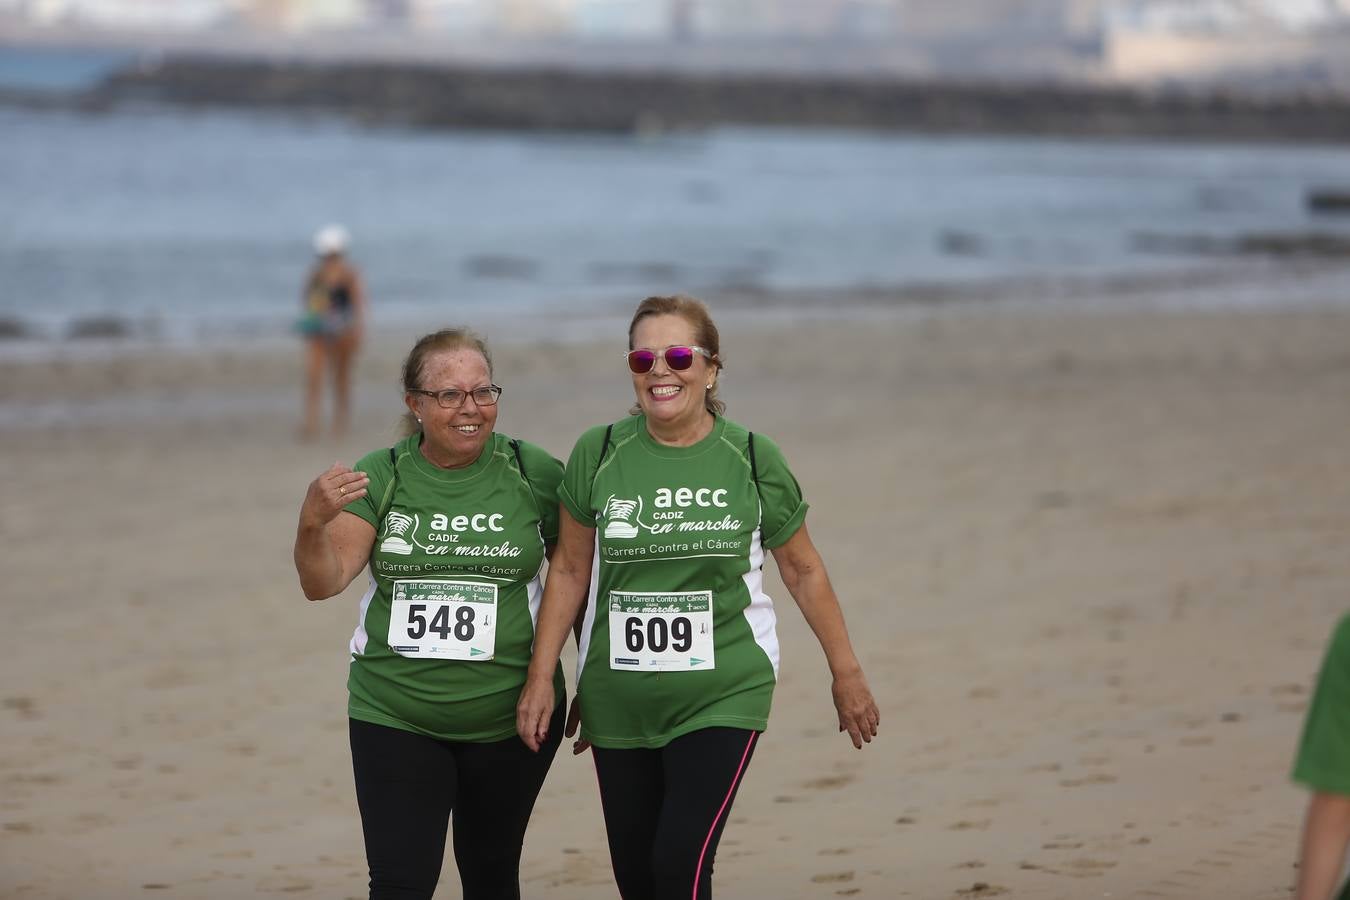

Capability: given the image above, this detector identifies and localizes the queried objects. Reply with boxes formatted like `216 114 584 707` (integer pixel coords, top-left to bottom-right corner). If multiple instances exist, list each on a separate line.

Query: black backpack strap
747 432 766 516
597 424 614 467
747 431 760 486
510 438 539 513
589 424 616 523
374 447 399 522
510 439 529 484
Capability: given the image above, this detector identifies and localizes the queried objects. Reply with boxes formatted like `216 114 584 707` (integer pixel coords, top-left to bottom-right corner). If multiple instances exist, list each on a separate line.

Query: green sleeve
1293 614 1350 795
343 445 397 529
516 440 564 543
559 425 610 528
751 433 809 549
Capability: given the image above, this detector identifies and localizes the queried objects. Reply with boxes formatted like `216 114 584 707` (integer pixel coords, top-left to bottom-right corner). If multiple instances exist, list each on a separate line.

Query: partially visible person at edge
294 328 566 900
1292 613 1350 900
515 295 880 900
298 224 367 440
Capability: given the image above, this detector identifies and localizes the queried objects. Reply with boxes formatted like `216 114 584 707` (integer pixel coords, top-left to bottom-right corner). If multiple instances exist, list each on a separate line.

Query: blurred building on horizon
3 1 1348 37
2 0 1350 90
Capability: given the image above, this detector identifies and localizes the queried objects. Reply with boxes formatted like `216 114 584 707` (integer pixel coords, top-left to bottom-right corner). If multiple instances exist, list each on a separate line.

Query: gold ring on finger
340 486 347 495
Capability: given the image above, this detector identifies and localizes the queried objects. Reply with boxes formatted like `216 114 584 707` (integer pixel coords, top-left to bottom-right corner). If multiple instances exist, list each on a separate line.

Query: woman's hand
565 694 590 755
831 669 880 750
516 676 558 753
300 462 369 529
293 463 375 602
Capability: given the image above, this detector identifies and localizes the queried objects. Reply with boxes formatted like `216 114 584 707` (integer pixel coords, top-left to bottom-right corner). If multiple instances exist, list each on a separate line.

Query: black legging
349 705 563 900
592 727 760 900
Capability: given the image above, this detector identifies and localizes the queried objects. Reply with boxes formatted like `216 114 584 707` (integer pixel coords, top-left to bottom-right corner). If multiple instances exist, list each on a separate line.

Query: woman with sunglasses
517 295 880 900
294 328 567 900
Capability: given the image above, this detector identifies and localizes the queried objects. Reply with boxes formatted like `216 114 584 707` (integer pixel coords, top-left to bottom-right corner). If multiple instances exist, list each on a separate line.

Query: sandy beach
3 294 1349 899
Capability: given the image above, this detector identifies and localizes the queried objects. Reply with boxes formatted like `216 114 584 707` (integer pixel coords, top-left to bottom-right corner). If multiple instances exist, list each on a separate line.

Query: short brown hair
628 295 725 415
400 328 493 435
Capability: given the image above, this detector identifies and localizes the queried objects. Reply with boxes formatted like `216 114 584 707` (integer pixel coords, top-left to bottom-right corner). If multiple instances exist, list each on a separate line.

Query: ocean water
4 49 1350 353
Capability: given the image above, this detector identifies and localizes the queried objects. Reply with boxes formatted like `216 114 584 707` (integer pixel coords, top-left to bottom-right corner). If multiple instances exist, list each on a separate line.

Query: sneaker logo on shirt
602 495 642 539
379 511 417 555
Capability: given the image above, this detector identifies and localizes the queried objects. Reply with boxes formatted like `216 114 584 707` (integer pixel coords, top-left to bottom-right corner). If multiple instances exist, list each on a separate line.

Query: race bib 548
388 579 497 661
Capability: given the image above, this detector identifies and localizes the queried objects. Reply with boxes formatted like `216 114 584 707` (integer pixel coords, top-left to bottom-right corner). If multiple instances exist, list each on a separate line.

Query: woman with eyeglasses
516 295 880 900
294 328 567 900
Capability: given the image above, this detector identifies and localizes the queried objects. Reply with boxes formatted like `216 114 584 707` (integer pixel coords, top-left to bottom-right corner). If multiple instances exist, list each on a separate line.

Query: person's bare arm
516 508 595 751
1296 791 1350 900
770 522 879 749
348 266 368 343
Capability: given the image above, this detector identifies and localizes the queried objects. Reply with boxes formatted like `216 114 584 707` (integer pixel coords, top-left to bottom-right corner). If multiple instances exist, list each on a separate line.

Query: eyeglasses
409 384 503 409
625 346 714 374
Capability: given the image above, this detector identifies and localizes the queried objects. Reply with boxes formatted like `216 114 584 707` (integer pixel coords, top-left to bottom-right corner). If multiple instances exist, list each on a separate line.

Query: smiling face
405 348 497 468
630 313 717 434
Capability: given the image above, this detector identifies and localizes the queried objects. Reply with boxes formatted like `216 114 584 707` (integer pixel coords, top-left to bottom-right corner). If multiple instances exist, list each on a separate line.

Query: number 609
624 616 692 653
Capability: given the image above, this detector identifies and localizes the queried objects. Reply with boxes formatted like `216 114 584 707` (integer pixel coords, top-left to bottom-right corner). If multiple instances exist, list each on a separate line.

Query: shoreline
4 256 1350 367
6 288 1350 435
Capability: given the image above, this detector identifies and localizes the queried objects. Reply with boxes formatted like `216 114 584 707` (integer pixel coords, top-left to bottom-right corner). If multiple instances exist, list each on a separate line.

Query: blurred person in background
298 223 366 440
1293 613 1350 900
516 294 879 900
294 328 566 900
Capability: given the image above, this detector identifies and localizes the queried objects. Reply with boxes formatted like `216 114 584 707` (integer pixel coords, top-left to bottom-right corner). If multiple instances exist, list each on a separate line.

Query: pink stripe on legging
691 731 758 900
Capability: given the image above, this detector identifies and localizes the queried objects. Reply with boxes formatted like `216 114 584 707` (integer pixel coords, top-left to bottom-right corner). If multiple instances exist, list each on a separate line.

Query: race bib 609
608 590 714 672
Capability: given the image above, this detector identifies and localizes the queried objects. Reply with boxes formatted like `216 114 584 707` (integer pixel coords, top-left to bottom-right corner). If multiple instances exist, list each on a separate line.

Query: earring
706 384 713 390
416 418 423 424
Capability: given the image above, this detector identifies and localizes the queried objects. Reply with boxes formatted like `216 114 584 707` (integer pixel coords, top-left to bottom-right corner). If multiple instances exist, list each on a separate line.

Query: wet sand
3 297 1349 898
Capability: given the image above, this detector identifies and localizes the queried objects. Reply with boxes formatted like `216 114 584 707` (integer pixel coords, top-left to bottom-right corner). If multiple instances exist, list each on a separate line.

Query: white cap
313 224 350 256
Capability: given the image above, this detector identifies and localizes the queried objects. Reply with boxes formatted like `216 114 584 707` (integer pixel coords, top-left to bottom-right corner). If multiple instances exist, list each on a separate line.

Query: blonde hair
400 328 493 436
628 295 725 416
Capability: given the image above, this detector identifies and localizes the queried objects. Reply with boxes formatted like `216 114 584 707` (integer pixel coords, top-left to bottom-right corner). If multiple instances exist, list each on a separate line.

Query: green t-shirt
342 432 565 742
560 414 808 749
1294 614 1350 795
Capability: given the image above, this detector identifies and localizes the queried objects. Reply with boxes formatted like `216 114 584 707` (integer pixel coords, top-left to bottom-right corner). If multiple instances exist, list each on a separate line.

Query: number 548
407 604 476 641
